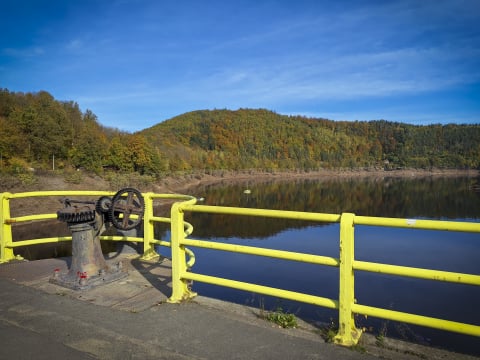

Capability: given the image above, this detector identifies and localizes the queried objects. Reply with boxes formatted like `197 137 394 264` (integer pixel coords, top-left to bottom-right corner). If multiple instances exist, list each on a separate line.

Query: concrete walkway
0 257 477 360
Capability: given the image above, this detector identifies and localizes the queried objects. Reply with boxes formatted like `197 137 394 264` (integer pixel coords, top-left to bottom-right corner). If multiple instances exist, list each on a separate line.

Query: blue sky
1 0 479 132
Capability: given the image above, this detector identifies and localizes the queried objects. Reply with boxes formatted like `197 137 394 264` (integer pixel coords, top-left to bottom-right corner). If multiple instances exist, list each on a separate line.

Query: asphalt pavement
0 277 377 360
0 257 476 360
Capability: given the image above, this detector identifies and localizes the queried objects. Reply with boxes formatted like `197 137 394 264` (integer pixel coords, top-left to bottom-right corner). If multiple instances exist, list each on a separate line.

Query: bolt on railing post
0 193 15 263
335 212 362 346
140 193 159 261
168 202 197 303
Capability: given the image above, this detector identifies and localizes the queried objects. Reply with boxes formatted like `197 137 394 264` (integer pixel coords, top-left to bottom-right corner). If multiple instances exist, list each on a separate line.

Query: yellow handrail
0 191 196 263
169 202 480 347
1 190 479 347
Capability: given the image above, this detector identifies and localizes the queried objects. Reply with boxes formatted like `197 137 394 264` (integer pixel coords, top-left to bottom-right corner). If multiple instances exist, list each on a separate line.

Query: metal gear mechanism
57 199 96 224
96 196 112 214
109 188 145 230
53 195 128 290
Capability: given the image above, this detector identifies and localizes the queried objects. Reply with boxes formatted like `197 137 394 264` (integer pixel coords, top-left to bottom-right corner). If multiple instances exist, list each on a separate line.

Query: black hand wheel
109 188 145 230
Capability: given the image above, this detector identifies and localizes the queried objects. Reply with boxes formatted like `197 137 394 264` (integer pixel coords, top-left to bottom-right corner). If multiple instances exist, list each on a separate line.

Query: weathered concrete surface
0 257 477 360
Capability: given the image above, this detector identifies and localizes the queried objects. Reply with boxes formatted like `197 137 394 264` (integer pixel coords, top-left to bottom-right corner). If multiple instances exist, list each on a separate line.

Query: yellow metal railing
0 191 196 263
1 191 479 346
169 203 480 346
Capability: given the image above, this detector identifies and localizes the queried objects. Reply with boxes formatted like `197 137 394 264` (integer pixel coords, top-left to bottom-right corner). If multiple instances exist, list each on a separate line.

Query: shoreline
1 168 478 195
155 168 479 194
3 168 478 217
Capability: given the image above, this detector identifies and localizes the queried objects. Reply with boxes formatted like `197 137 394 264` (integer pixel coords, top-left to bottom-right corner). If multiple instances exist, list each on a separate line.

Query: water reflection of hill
186 177 480 239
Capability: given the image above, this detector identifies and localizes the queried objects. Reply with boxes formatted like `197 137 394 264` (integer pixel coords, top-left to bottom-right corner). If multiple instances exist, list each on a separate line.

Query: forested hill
1 89 479 176
140 109 480 171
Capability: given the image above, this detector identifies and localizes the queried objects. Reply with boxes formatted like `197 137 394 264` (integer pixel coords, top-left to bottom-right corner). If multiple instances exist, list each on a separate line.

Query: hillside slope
1 89 479 174
140 109 480 171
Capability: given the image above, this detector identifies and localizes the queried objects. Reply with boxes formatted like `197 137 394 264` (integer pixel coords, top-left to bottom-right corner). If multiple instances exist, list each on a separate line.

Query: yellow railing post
0 193 16 263
335 212 362 346
140 192 159 261
168 202 197 303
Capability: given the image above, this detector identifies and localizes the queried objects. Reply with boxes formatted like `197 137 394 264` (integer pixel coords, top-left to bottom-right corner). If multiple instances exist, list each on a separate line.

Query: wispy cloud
178 43 479 107
66 39 84 51
2 46 45 58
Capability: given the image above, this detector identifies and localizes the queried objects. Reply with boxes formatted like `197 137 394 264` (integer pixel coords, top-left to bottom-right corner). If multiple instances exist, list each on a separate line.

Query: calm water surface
158 176 480 355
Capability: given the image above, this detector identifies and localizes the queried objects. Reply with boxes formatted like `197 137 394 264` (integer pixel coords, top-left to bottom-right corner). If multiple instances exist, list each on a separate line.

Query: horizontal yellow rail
183 272 339 310
354 260 480 286
5 214 58 224
149 193 198 202
9 236 73 247
352 304 480 337
3 191 115 199
355 215 480 232
8 236 147 247
181 238 340 267
151 216 172 223
181 204 341 223
98 236 144 242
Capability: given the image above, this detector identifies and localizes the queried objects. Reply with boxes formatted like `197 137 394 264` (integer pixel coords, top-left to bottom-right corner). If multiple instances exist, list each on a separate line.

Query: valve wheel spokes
109 188 145 230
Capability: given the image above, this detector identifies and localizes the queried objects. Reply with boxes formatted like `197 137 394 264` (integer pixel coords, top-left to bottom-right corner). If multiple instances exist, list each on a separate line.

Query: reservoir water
160 175 480 355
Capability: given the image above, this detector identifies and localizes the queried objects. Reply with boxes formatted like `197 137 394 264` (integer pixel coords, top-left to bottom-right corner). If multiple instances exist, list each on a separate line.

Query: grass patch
264 306 298 328
375 320 389 347
319 319 338 343
258 300 298 329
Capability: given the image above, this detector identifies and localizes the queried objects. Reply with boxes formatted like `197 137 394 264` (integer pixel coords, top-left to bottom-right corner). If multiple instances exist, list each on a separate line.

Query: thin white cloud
181 44 478 106
2 46 45 58
66 39 83 51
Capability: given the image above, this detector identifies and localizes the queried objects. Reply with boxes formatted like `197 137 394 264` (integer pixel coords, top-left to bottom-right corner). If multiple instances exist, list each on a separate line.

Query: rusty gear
109 188 145 230
57 205 96 224
96 196 112 214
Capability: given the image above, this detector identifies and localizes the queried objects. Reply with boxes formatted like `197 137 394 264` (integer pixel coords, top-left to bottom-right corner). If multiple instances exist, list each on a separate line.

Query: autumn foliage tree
141 109 480 172
68 110 108 173
1 90 479 176
0 89 163 175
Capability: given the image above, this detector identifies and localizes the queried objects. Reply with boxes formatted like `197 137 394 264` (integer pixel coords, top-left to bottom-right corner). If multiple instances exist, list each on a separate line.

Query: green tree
68 110 108 173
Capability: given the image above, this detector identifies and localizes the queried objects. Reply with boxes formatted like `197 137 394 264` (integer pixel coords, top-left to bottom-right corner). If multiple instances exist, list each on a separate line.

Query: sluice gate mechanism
50 188 144 290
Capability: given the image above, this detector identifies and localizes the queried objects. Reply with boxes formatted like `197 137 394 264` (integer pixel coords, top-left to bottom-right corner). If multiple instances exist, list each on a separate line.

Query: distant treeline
0 89 162 175
1 89 479 176
140 108 480 171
